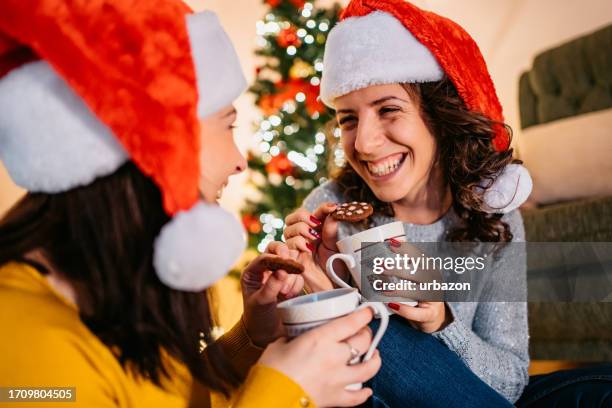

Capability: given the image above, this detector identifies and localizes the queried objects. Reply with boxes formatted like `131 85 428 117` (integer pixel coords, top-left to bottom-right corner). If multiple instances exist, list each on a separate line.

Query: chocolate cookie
332 201 373 222
261 256 305 274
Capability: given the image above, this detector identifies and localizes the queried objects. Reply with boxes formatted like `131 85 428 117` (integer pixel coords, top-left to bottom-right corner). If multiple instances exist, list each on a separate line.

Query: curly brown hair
328 76 520 242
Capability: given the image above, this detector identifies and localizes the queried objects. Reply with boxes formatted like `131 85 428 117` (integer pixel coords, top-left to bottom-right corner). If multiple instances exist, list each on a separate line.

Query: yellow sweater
0 262 314 407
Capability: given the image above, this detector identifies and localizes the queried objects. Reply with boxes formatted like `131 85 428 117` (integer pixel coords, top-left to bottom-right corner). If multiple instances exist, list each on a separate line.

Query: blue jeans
361 315 513 408
515 364 612 407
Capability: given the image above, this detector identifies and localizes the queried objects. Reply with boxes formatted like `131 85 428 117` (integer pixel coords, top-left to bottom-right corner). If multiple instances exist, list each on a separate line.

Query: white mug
325 221 417 307
277 288 389 390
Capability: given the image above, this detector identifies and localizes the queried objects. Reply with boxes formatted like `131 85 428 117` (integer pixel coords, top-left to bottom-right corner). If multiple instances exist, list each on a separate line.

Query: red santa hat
0 0 247 291
320 0 532 213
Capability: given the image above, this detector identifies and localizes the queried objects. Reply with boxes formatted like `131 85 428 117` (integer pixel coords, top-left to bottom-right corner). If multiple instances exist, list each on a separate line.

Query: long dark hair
0 162 240 394
330 76 518 242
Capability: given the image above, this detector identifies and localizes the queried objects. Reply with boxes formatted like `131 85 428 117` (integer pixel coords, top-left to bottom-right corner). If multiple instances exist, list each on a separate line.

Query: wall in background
1 0 611 216
0 165 22 215
485 0 612 150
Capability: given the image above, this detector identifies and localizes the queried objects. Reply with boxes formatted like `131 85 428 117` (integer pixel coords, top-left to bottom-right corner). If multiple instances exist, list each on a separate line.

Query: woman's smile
361 152 408 182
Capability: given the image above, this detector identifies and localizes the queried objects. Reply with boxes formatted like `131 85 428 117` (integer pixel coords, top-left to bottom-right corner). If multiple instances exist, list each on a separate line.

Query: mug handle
345 302 389 391
354 302 389 362
325 253 355 290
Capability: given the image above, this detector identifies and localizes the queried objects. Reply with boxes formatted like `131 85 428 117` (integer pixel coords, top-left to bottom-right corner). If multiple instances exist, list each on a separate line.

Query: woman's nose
355 115 385 155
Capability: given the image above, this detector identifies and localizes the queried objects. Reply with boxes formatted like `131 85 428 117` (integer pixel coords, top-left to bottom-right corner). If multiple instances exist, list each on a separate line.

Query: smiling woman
283 1 534 406
332 76 518 242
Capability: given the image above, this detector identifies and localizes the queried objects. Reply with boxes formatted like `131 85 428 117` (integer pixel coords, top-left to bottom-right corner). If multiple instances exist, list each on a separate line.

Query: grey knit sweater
302 181 530 403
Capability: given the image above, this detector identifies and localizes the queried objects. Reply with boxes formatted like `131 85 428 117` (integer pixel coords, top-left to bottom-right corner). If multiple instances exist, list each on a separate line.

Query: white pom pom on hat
0 1 247 291
477 164 533 214
154 202 246 291
322 0 533 213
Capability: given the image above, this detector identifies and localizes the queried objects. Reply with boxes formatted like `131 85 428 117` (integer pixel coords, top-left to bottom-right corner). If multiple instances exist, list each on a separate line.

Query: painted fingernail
388 302 401 311
310 215 322 225
389 238 401 248
309 228 321 239
306 242 315 252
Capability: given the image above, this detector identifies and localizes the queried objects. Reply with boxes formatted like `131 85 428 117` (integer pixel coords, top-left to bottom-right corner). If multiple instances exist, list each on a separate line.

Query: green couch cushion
521 196 612 242
520 23 612 129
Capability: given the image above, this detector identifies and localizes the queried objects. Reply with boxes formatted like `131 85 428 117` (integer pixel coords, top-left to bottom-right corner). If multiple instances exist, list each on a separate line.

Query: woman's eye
338 116 356 128
380 106 400 115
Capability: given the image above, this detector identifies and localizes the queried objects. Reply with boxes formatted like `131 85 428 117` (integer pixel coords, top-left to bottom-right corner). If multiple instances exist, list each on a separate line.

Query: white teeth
366 156 403 176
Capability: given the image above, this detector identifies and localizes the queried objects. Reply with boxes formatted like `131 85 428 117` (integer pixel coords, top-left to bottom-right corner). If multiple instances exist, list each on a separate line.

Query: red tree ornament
257 79 325 116
266 0 306 8
265 152 294 176
277 26 301 48
241 213 262 234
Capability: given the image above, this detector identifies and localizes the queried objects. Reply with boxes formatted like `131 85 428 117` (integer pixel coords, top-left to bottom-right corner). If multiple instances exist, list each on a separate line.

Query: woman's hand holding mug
258 307 381 407
382 243 453 333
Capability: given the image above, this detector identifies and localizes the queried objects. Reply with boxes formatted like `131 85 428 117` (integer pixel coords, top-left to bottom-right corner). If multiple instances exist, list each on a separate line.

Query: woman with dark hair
0 1 381 407
284 1 532 407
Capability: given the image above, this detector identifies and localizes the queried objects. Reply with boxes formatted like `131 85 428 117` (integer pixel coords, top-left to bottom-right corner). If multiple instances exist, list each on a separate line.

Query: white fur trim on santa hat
0 61 128 192
320 11 444 108
153 201 246 291
478 164 533 214
186 11 247 118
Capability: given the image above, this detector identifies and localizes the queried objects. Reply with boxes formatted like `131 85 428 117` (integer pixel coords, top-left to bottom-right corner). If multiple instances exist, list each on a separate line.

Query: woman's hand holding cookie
283 202 339 292
284 202 339 253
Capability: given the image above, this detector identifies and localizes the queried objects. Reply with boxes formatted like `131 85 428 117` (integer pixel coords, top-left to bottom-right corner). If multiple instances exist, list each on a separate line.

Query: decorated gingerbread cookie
332 202 374 222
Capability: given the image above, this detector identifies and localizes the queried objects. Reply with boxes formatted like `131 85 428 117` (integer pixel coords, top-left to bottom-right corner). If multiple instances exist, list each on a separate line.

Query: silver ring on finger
343 340 361 365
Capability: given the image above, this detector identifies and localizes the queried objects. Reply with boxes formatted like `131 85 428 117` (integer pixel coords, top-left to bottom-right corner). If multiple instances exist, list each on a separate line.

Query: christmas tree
241 0 343 256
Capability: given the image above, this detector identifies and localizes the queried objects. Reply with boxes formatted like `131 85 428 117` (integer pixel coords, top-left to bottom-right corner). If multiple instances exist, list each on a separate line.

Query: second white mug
277 288 389 390
325 221 417 307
